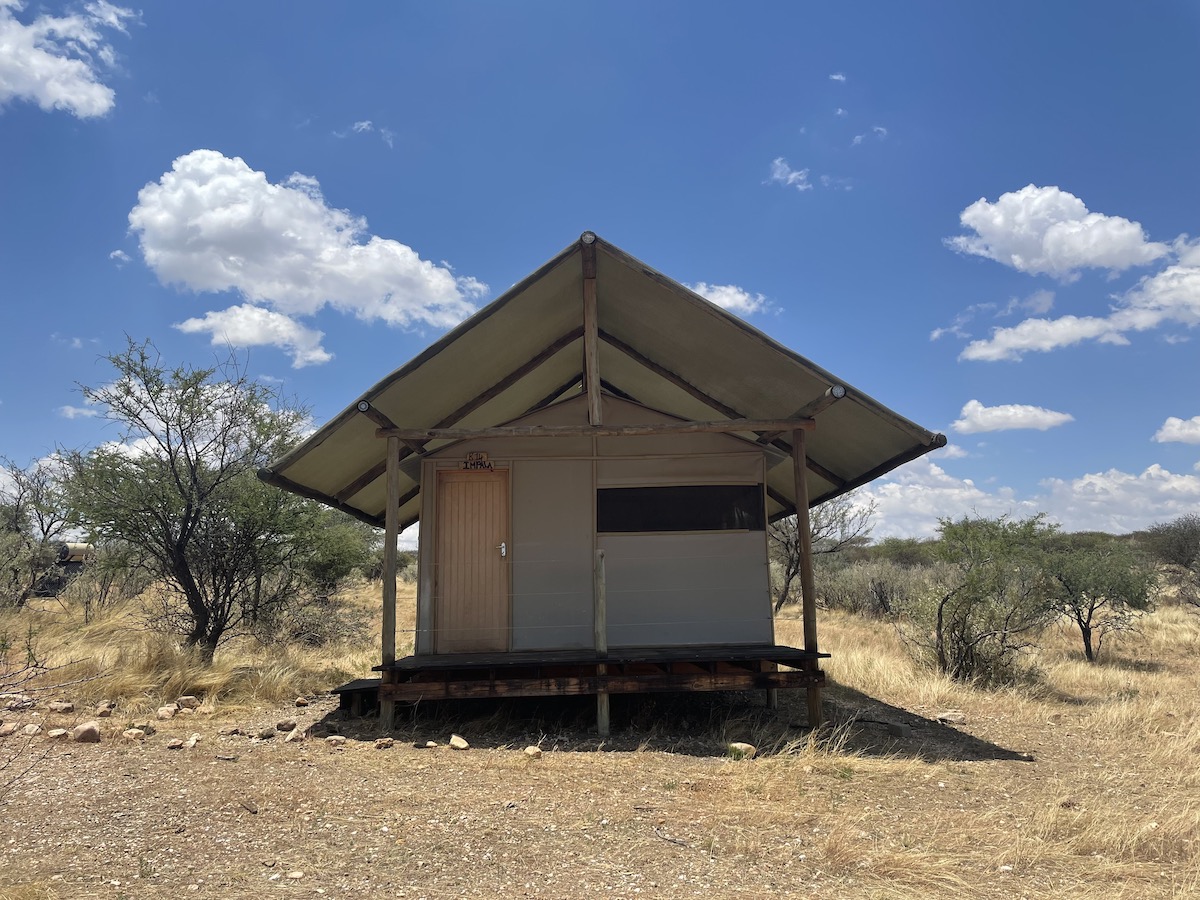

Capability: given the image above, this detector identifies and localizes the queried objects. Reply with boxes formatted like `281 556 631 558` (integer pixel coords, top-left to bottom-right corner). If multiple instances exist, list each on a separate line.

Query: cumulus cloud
947 184 1168 280
861 458 1035 539
1038 464 1200 535
952 399 1073 434
687 283 770 315
829 72 846 82
1154 416 1200 444
767 157 811 192
861 457 1200 538
0 0 136 119
128 150 486 366
960 264 1200 361
175 304 332 368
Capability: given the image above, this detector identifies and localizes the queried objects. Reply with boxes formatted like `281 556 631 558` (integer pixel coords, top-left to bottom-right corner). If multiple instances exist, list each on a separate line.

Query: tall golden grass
3 578 415 714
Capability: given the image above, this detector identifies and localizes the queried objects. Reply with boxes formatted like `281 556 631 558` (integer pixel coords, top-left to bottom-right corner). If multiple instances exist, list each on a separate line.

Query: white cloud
0 0 135 119
960 264 1200 361
820 174 853 192
767 157 811 192
1154 416 1200 444
934 443 969 459
862 458 1035 539
959 314 1122 361
687 282 769 315
931 290 1056 343
851 135 863 146
352 120 373 133
109 248 130 265
947 185 1168 280
834 107 848 117
863 457 1200 538
829 73 846 82
872 125 888 138
1038 464 1200 535
952 399 1073 434
380 127 395 149
59 404 99 419
129 150 486 363
175 304 333 369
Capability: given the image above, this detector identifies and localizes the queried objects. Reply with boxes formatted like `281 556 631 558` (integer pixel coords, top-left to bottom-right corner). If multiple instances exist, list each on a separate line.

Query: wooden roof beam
376 417 815 441
758 385 847 443
331 327 584 502
356 402 427 456
601 328 847 486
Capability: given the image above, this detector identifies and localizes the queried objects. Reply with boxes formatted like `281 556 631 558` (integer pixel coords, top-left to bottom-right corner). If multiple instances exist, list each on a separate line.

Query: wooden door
434 469 510 653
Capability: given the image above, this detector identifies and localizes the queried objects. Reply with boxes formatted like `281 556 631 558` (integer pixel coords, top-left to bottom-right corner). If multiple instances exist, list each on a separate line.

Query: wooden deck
368 644 827 703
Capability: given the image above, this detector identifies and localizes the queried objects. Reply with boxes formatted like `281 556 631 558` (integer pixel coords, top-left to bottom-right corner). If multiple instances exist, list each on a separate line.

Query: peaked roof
260 232 946 528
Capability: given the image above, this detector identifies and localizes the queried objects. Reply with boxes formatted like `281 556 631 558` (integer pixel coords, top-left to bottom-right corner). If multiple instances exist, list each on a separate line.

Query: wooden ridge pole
792 427 823 727
379 432 401 732
581 232 602 426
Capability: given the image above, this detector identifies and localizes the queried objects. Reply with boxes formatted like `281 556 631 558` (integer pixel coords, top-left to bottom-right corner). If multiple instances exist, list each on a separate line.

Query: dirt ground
2 670 1195 900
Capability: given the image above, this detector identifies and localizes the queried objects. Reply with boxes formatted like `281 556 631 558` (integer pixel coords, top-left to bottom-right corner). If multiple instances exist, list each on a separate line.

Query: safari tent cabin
259 232 945 732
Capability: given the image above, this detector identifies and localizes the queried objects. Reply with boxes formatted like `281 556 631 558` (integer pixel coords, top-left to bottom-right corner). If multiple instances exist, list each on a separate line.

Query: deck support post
594 549 609 736
380 433 401 732
792 428 823 727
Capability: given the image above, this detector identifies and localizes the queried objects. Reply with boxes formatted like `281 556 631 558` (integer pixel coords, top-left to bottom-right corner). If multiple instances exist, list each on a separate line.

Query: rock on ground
72 721 101 743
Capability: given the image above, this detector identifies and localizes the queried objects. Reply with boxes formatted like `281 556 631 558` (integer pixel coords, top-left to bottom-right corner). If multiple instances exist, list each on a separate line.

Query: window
596 484 765 533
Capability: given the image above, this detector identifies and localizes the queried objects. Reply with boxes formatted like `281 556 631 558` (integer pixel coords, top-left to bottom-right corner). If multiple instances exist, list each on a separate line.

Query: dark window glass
597 484 765 533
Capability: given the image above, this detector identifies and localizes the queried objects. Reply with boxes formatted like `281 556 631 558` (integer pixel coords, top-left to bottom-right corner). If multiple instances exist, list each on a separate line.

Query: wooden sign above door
460 451 494 472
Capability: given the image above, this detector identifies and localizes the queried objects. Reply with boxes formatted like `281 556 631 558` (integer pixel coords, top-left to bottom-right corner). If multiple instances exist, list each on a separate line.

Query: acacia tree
1046 534 1155 662
770 492 875 613
899 515 1057 683
64 339 322 660
0 456 70 606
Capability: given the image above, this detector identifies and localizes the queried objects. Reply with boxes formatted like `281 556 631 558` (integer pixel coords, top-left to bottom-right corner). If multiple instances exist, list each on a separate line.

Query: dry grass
4 579 415 714
2 583 1200 897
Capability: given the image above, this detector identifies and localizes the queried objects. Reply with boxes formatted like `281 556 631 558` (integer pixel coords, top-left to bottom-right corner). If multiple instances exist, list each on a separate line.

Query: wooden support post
594 549 609 736
582 235 602 426
379 433 400 733
792 428 823 728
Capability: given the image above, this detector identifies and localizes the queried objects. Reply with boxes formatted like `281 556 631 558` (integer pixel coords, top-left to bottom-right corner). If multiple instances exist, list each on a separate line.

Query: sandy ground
2 677 1194 900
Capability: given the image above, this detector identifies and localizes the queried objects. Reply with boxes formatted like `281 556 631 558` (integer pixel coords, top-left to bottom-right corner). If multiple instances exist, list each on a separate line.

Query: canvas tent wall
416 393 775 656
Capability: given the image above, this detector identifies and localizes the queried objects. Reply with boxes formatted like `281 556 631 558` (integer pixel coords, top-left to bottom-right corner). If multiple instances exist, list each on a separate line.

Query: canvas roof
259 233 946 528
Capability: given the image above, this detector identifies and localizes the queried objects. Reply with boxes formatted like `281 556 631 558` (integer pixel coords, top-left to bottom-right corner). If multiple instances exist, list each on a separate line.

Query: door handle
496 541 507 558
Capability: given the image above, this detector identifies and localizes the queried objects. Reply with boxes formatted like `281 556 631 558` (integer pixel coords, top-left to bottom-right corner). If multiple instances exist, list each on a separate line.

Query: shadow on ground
310 681 1033 764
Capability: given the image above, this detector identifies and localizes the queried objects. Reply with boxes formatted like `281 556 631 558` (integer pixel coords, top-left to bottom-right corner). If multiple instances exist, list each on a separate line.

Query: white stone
156 704 179 720
524 745 543 759
48 700 75 713
123 728 146 741
728 742 757 760
176 695 202 710
449 734 469 750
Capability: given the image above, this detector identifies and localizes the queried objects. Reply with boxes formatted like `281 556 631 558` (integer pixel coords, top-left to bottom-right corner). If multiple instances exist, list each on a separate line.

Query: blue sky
3 1 1199 538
